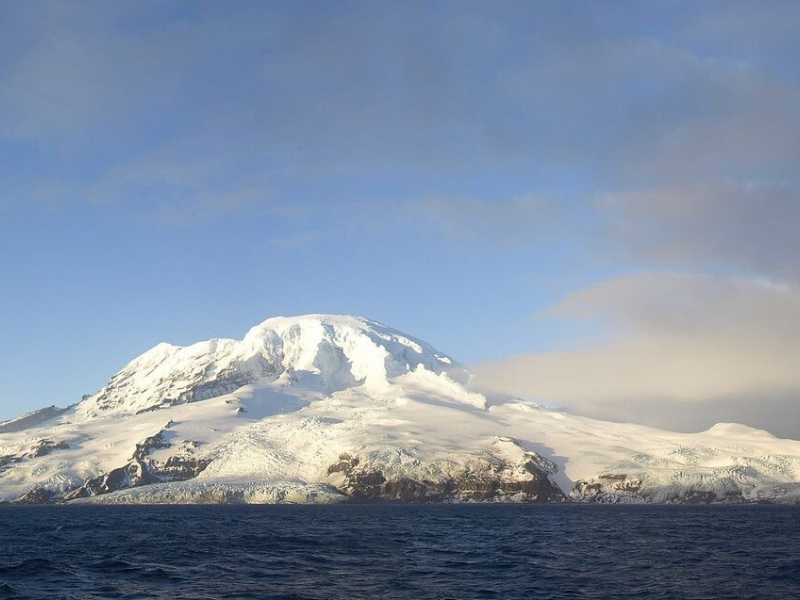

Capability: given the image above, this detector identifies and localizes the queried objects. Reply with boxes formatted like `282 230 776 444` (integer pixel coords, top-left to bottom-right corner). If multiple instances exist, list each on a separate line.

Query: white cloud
471 273 800 438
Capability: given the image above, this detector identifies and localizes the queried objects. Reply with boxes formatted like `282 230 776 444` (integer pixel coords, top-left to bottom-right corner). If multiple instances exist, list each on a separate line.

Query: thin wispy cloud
404 195 571 249
5 2 796 220
598 183 800 280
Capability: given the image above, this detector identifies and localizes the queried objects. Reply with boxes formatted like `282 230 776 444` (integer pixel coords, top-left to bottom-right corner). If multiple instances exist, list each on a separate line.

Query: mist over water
0 504 798 599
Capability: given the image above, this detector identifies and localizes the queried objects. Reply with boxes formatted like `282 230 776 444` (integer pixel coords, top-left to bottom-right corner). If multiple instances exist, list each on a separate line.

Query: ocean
0 504 798 599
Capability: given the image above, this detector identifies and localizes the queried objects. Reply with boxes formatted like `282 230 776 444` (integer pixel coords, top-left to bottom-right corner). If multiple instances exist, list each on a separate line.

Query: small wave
0 505 798 599
0 583 22 599
86 558 139 573
0 558 70 577
87 559 183 583
765 559 800 583
141 566 181 581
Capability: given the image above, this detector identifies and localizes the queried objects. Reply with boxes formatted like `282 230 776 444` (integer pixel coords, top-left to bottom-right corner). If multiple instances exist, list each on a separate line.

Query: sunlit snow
1 315 799 504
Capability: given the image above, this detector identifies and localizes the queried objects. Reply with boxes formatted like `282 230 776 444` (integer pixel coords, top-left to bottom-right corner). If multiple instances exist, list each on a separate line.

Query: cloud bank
472 273 800 438
3 2 798 226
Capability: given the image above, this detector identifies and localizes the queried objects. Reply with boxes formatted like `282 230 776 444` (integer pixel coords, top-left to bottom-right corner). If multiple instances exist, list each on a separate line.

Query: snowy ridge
76 315 465 419
0 406 67 434
1 314 800 504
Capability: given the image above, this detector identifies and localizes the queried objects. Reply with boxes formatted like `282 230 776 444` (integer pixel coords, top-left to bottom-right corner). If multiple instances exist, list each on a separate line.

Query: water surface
0 504 797 599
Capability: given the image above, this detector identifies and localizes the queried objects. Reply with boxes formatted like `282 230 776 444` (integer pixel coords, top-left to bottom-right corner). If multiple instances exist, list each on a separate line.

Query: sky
1 1 799 437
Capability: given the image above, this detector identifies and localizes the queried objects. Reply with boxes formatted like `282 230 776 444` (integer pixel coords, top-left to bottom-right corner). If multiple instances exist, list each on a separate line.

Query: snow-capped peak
4 314 800 506
241 314 461 385
76 314 464 419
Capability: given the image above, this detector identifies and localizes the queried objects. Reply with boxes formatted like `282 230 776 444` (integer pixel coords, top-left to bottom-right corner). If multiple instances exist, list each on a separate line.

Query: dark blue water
0 504 798 599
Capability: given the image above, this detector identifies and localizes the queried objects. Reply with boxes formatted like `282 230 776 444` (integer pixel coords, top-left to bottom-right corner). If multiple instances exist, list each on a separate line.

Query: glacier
1 314 799 505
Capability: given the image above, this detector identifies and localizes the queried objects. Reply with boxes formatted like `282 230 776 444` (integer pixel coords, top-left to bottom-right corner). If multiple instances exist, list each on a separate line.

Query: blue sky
2 2 800 436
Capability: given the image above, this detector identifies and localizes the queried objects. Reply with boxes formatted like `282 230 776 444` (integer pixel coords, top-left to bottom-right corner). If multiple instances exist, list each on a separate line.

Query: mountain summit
2 314 800 504
77 315 467 419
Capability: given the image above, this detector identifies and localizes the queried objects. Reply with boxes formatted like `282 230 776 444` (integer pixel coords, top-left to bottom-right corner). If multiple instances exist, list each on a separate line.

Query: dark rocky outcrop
572 473 747 504
0 439 70 475
0 454 20 473
329 448 565 503
63 462 147 501
13 487 59 504
55 425 211 503
681 489 744 504
174 371 257 404
26 439 70 459
572 474 643 503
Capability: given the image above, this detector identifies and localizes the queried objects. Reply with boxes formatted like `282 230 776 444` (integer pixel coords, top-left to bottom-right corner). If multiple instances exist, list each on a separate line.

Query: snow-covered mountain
2 314 799 504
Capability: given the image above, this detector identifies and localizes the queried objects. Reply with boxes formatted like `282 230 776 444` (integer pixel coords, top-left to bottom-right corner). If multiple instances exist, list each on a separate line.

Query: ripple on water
0 505 798 600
